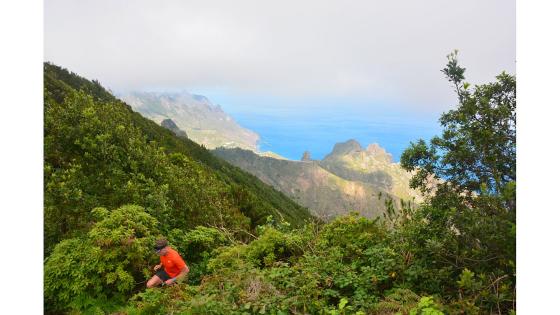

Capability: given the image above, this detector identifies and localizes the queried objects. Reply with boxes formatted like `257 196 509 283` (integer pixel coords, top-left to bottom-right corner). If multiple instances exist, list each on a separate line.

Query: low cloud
45 0 515 111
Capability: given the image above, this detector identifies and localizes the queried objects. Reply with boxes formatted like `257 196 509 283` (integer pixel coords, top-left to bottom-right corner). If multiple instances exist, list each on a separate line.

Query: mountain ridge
119 91 260 151
212 140 422 220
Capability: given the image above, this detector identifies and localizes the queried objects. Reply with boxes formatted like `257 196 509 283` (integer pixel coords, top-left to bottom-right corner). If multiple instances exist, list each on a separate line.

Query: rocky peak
329 139 363 156
161 118 187 138
301 151 312 162
366 143 393 163
192 94 210 103
161 118 179 129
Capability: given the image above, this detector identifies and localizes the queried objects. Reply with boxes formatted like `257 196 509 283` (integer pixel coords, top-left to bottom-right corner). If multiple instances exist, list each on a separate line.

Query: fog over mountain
45 0 515 112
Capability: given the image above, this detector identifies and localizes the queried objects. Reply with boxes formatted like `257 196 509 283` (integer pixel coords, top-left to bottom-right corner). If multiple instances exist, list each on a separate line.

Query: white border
517 0 560 313
0 0 44 313
1 0 556 313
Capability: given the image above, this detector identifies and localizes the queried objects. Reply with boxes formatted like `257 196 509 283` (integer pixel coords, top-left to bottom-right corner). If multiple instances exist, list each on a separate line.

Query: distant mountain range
119 91 260 151
126 91 424 219
213 140 423 220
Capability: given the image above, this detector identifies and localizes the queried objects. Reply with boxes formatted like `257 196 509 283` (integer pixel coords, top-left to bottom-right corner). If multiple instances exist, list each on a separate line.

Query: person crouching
147 238 189 288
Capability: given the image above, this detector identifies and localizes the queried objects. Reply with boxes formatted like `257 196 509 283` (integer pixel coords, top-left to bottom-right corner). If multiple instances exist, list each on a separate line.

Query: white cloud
45 0 515 111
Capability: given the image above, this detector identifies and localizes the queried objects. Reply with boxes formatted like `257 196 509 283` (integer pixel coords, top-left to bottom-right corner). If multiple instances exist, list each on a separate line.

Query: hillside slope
44 63 312 254
213 146 415 220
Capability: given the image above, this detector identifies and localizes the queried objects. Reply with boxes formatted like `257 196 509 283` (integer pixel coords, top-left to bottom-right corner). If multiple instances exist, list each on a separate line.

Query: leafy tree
400 51 516 312
401 50 515 203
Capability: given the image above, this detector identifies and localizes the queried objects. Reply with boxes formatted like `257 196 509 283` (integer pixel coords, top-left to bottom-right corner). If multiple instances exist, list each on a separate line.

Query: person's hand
165 278 175 285
153 264 161 271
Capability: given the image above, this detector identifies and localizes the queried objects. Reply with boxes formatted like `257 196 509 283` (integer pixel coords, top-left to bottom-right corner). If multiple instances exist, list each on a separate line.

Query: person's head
154 238 169 256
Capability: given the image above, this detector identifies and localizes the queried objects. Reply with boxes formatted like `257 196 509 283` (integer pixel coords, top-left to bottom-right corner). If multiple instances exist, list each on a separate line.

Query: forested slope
44 62 312 255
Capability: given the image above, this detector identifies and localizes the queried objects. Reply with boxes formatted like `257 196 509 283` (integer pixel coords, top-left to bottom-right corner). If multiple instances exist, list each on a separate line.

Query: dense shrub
167 226 232 284
44 205 159 313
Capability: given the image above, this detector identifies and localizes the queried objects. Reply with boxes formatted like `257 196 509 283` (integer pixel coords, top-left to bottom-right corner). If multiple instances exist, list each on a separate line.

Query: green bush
409 296 445 315
167 226 231 284
44 205 158 313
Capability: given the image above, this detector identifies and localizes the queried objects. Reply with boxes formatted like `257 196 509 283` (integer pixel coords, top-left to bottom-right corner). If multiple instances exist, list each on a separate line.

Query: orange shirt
160 247 187 278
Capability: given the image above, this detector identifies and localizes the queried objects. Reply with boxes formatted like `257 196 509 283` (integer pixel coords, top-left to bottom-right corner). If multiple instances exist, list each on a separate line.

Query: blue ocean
220 102 443 162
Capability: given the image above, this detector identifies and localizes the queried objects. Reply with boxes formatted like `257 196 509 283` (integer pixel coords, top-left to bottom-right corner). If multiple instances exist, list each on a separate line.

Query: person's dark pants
155 268 171 282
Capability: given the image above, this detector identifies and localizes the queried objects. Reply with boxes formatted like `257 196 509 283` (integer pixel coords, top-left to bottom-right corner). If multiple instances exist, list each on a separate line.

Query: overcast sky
45 0 515 112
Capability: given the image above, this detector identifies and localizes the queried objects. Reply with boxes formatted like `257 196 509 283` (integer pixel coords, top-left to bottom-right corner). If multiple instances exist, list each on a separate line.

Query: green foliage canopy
401 50 516 201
